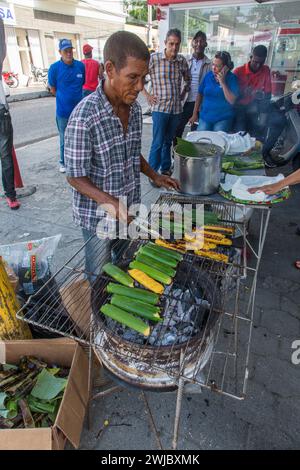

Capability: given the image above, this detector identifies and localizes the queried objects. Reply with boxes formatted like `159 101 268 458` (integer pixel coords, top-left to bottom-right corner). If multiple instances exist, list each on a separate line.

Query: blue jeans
56 116 69 165
149 112 181 172
197 118 233 132
81 228 113 283
82 89 93 98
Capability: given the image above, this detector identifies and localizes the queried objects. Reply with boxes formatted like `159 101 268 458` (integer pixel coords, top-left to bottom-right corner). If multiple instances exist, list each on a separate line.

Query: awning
148 0 204 5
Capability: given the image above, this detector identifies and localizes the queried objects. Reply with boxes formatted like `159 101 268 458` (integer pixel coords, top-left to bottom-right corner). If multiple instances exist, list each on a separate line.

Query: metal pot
174 138 224 196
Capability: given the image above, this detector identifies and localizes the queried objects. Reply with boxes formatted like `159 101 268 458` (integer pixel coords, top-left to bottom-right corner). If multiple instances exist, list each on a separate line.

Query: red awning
148 0 203 5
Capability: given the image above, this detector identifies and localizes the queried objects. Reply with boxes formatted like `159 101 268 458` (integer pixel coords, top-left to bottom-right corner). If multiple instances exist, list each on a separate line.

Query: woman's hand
217 65 229 85
248 181 283 196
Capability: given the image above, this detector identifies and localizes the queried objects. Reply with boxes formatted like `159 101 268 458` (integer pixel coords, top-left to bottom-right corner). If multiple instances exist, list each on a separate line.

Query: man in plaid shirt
64 31 179 276
143 29 191 178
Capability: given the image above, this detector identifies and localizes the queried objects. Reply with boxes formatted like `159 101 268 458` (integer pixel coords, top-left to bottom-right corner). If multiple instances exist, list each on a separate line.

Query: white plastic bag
0 235 61 295
217 132 256 155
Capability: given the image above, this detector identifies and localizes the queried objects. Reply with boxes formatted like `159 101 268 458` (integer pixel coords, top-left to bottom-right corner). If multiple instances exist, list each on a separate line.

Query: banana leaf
176 137 220 158
31 369 67 400
0 392 18 419
27 395 57 415
1 364 18 372
175 138 201 157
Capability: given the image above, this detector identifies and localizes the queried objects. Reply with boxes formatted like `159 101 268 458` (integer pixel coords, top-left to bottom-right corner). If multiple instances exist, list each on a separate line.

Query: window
170 1 300 94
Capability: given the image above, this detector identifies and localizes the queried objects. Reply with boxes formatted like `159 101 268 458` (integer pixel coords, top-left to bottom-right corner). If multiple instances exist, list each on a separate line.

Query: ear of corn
204 225 234 234
106 282 159 304
194 250 229 263
154 239 185 255
0 258 32 340
110 295 162 322
102 263 134 287
129 261 172 285
100 304 150 336
128 269 164 294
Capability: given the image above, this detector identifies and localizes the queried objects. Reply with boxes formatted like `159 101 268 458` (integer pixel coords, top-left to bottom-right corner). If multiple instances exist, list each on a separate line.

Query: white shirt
187 57 203 103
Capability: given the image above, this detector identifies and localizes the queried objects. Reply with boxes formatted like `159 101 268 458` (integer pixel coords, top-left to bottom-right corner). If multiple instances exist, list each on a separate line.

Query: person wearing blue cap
48 39 85 173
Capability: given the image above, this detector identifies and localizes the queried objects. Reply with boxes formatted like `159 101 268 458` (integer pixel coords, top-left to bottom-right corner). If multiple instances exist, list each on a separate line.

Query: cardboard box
0 338 89 450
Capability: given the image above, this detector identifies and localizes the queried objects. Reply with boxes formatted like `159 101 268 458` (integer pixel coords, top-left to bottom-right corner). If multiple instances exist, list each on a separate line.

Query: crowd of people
1 24 300 270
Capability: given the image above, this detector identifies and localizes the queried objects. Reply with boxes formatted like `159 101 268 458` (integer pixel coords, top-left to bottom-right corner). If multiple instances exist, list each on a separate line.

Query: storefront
1 0 126 82
149 0 300 94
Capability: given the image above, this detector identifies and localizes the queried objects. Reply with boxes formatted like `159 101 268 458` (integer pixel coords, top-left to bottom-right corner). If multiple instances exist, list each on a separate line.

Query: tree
124 1 156 24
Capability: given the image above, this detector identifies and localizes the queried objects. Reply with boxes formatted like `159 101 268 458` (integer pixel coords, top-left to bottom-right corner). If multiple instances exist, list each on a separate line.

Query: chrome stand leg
172 350 185 450
172 375 185 450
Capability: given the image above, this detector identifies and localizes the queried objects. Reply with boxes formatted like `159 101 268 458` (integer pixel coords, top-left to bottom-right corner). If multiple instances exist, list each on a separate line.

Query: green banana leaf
31 369 67 401
0 392 18 419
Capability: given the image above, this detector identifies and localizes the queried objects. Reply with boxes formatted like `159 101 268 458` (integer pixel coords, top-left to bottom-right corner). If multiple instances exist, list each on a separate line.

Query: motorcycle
2 71 19 88
30 64 49 89
260 81 300 169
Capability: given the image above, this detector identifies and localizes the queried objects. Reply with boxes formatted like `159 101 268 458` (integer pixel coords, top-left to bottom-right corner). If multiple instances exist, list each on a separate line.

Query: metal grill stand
17 197 271 449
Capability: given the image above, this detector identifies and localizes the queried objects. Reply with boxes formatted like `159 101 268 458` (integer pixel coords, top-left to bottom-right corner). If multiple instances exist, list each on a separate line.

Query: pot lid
174 137 224 158
186 131 228 153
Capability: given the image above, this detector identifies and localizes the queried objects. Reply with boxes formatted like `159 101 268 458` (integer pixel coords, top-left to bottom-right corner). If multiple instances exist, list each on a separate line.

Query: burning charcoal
177 301 185 319
161 334 177 346
172 288 183 300
122 329 144 344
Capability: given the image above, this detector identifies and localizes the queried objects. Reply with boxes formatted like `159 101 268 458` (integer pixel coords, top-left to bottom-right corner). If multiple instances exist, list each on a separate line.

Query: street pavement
0 102 300 450
10 96 57 148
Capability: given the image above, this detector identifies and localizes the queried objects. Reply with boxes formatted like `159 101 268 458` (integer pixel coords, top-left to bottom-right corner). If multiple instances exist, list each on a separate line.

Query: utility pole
147 4 152 47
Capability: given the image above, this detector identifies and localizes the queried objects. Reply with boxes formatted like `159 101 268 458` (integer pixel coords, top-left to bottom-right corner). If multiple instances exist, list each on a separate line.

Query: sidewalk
7 82 50 103
0 125 300 450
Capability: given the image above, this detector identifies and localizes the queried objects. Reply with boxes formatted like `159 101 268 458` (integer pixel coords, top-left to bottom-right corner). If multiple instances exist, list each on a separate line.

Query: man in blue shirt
48 39 85 173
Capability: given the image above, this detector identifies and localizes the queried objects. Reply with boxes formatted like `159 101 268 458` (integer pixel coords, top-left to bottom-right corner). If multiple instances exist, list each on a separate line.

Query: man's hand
152 174 180 191
248 182 283 196
101 197 133 224
189 113 198 126
146 93 158 106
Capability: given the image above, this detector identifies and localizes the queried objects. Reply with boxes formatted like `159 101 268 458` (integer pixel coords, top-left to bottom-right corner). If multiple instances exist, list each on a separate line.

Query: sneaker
6 197 20 210
59 165 66 173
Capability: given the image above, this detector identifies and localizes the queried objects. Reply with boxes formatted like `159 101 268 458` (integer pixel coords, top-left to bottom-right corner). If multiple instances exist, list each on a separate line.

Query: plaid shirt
149 51 191 114
64 82 142 236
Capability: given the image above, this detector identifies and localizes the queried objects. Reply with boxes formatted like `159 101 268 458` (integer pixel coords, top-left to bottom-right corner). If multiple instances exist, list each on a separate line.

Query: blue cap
59 39 73 51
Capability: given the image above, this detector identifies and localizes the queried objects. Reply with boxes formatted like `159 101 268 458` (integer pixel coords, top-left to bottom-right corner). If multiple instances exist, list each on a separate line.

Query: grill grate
17 197 270 399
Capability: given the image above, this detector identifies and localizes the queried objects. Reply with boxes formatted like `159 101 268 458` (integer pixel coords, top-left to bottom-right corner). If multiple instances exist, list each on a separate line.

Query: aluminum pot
173 138 224 196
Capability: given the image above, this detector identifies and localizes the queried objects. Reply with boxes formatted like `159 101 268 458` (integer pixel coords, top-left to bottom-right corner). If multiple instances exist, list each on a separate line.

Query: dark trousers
0 107 15 199
174 101 197 145
234 106 259 137
149 111 181 172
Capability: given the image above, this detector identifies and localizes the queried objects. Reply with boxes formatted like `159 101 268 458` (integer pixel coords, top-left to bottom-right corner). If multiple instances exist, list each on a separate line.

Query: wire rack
17 197 271 401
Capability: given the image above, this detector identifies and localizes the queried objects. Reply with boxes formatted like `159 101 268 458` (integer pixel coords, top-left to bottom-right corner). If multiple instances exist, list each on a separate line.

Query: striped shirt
64 81 142 236
187 58 203 102
149 51 191 114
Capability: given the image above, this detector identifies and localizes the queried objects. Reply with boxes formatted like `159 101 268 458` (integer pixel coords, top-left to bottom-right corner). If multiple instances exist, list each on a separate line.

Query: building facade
149 0 300 95
1 0 126 81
